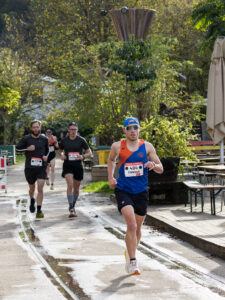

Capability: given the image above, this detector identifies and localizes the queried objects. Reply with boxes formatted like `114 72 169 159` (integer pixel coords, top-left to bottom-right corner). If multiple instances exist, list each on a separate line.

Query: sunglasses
125 125 139 131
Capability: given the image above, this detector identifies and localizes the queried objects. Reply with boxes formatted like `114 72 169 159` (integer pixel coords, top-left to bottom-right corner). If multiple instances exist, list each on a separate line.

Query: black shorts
62 164 83 181
25 167 47 185
115 188 148 216
47 152 56 164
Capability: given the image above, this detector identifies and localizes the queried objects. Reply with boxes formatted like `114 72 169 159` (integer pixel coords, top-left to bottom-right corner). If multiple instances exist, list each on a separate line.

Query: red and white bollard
0 156 7 193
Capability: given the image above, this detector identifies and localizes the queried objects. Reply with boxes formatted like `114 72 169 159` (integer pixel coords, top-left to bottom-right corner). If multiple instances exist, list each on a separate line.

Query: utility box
97 150 110 165
0 145 16 165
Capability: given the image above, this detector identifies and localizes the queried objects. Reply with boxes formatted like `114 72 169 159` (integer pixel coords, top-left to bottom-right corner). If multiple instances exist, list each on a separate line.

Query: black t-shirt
59 135 89 166
16 134 49 168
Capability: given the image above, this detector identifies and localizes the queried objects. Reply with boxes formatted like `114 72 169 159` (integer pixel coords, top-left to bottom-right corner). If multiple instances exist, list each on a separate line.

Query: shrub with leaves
140 116 197 160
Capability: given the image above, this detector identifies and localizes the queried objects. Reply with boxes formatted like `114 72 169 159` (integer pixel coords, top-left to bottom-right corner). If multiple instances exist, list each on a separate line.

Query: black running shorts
115 188 148 216
47 152 56 164
25 167 47 185
62 164 84 181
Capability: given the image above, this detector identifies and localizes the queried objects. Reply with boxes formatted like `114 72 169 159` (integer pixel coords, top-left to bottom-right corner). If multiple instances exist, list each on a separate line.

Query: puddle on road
104 226 225 297
104 225 179 269
104 226 124 240
43 255 91 300
18 198 91 300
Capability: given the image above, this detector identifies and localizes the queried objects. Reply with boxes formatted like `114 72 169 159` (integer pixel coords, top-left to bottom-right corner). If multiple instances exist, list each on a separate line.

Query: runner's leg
73 179 81 206
28 183 35 199
121 205 137 259
28 183 36 212
46 164 50 185
65 174 74 209
135 214 146 247
50 158 55 185
36 179 45 206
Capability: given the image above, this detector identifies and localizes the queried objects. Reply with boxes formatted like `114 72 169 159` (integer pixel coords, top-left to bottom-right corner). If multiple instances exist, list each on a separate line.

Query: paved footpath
1 160 225 299
148 194 225 260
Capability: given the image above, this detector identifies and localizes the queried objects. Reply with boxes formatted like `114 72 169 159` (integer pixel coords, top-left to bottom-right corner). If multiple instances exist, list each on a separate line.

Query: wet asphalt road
1 159 225 299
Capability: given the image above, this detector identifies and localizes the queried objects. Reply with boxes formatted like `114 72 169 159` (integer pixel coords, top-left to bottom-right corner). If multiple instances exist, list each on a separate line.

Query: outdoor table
198 164 225 172
198 156 220 163
183 180 225 215
180 160 199 165
197 164 225 185
192 170 218 184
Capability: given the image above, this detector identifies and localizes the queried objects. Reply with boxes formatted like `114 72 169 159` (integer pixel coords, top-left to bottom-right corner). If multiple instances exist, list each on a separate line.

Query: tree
0 0 205 149
110 38 156 122
0 82 20 145
41 36 203 145
192 0 225 50
0 47 42 144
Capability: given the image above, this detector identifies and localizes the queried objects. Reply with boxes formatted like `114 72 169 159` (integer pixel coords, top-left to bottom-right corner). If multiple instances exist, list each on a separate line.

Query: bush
140 116 197 160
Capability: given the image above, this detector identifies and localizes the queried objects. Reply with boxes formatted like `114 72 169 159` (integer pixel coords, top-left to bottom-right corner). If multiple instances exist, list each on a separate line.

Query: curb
145 214 225 260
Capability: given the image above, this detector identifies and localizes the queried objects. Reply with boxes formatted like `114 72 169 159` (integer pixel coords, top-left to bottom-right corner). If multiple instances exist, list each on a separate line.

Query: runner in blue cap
108 117 163 275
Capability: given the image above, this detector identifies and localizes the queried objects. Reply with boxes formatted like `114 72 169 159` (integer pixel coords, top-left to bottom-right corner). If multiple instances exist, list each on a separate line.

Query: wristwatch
151 161 156 168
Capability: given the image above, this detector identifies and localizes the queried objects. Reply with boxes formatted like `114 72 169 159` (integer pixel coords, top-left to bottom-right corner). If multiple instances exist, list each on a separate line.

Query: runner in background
16 120 49 218
59 122 92 218
45 128 59 190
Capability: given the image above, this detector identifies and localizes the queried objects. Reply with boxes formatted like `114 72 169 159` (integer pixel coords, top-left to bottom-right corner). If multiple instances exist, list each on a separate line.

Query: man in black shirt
59 122 92 218
16 120 49 218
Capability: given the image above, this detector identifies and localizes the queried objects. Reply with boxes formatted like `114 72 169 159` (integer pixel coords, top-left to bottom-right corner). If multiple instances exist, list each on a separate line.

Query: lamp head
120 6 128 14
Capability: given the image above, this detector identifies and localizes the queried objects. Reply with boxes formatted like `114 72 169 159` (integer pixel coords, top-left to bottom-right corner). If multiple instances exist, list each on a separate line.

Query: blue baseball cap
123 117 140 128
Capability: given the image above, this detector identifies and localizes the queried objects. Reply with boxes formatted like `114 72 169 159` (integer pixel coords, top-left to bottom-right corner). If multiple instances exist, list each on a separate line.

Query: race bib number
68 152 80 161
31 157 42 167
124 162 143 177
49 146 55 152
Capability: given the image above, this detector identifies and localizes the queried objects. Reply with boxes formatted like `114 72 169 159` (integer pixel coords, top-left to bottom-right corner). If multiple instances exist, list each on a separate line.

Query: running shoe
124 249 130 273
29 198 35 213
129 260 140 276
68 208 77 218
46 178 50 186
50 184 54 190
36 211 44 218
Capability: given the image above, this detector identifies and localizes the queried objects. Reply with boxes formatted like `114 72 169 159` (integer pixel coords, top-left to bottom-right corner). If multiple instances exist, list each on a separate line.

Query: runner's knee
127 221 137 233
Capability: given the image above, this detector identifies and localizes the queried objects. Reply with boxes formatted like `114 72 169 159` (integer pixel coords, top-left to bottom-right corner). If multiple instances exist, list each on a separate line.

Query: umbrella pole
220 140 224 164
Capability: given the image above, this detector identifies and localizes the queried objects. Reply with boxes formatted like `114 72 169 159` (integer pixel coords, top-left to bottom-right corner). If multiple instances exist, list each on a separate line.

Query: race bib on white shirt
31 157 42 167
68 152 80 161
49 146 55 152
124 162 143 177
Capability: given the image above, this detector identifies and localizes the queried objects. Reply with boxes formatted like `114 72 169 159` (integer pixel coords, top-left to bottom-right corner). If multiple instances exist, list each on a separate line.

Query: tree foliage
192 0 225 50
0 0 206 154
0 47 42 144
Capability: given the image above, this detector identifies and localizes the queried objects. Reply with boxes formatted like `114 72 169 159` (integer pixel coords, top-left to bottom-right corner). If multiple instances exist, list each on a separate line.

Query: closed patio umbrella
206 37 225 163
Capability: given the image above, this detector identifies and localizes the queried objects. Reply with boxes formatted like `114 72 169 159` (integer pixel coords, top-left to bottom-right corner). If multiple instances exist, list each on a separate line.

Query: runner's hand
109 177 117 189
144 161 155 171
27 145 35 151
43 156 47 162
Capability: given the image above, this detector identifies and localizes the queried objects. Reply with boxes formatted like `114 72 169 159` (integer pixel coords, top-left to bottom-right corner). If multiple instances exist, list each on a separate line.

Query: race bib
68 152 80 161
124 162 143 177
49 146 55 152
31 157 42 167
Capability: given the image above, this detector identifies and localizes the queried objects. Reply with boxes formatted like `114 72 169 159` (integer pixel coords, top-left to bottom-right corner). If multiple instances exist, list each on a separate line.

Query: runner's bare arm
144 142 163 174
107 142 120 189
53 136 59 149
